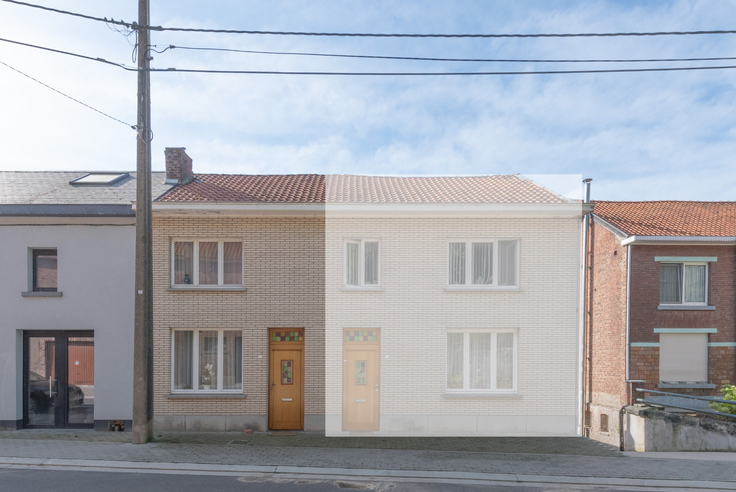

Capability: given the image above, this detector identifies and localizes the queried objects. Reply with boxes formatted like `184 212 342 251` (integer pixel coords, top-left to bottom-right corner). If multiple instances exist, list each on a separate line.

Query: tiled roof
158 174 324 203
157 174 568 204
594 201 736 237
0 171 172 204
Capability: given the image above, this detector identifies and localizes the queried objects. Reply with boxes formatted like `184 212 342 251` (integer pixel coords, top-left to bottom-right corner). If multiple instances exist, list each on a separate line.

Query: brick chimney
164 147 194 184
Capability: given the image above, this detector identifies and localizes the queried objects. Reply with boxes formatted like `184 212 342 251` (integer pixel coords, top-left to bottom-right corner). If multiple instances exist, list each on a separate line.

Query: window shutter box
659 333 708 382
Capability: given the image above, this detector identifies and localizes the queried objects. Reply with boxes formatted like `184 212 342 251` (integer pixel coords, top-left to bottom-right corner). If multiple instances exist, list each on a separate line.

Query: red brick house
584 201 736 446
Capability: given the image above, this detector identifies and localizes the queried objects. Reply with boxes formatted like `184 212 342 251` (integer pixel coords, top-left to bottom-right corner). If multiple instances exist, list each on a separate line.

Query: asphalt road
0 468 635 492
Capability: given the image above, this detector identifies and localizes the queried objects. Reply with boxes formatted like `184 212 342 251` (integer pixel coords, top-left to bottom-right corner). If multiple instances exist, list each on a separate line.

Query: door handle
372 384 379 387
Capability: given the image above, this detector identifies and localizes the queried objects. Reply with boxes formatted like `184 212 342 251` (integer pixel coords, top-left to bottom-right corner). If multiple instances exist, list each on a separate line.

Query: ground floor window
446 331 517 393
172 329 243 392
659 333 708 382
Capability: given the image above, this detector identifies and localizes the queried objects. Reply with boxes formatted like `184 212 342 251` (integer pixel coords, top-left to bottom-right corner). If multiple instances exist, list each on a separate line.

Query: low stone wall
624 406 736 451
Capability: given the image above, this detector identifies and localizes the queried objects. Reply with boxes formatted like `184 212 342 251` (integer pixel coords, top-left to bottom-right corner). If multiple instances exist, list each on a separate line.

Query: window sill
657 305 715 311
167 393 245 399
444 393 521 399
657 383 716 389
168 286 247 292
22 291 62 297
444 287 522 292
341 286 383 292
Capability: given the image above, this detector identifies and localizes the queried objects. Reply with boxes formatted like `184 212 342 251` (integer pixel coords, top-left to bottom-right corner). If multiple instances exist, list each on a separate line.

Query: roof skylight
70 173 130 185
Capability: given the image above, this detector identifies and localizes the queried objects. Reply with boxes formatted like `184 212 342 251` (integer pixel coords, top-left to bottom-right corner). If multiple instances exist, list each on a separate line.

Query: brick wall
586 219 628 446
629 244 736 395
152 216 325 427
630 346 735 397
325 216 581 432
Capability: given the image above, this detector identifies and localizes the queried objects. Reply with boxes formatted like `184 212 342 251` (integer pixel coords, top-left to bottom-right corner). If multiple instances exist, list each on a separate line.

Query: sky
1 0 735 201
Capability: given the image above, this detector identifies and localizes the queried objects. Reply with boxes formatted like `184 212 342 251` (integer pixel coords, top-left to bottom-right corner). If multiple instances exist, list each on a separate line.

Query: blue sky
1 0 735 200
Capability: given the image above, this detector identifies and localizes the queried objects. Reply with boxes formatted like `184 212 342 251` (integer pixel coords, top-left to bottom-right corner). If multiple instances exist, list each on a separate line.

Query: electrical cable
0 36 135 70
4 36 736 76
1 0 132 28
146 65 736 75
4 0 736 39
164 45 736 64
0 59 135 129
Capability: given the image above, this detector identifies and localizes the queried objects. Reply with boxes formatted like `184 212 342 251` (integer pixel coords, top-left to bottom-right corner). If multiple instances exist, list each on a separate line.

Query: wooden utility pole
132 0 153 444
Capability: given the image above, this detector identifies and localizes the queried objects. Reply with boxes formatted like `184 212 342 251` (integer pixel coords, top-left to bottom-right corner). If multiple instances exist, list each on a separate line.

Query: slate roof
157 174 569 204
0 171 171 205
594 201 736 237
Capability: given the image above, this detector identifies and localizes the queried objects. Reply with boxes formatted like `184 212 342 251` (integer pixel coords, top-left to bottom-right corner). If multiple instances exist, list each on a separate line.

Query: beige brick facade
153 216 325 431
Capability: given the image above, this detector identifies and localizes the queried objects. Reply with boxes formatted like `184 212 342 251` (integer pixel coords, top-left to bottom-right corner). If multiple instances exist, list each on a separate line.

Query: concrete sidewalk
0 432 734 490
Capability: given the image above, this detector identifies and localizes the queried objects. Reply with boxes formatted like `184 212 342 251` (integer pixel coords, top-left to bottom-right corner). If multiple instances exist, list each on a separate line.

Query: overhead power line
4 0 736 38
0 60 135 129
165 45 736 64
4 37 736 76
2 0 131 28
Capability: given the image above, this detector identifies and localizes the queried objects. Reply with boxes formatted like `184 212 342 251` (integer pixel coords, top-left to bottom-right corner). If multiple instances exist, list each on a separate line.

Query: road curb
1 456 735 490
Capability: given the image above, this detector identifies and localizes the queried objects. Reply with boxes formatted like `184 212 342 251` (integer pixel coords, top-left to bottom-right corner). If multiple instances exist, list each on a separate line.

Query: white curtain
472 243 493 285
446 333 464 389
346 242 360 285
469 333 491 389
498 240 517 286
199 242 219 285
223 242 242 285
364 242 379 285
198 331 218 389
174 242 193 284
684 265 706 303
222 330 242 390
660 264 682 303
496 333 514 389
448 243 466 285
173 331 193 390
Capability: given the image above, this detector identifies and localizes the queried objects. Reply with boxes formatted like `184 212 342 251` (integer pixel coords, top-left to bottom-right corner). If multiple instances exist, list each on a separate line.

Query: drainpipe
581 178 592 436
625 243 631 382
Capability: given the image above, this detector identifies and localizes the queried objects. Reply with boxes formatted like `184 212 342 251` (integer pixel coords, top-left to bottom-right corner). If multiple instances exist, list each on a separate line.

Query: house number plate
282 398 292 401
355 399 366 403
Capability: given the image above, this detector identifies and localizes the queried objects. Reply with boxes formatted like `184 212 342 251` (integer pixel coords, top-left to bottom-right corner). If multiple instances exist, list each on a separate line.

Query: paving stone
0 430 734 483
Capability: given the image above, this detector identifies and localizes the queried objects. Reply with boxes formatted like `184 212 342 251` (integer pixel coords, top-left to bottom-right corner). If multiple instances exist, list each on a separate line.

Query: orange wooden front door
268 329 304 430
343 330 380 431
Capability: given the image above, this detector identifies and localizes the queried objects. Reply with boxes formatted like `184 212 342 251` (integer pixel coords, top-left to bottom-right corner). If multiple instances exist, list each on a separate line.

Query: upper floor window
172 240 242 287
660 262 707 305
448 240 518 288
33 249 57 292
344 239 380 288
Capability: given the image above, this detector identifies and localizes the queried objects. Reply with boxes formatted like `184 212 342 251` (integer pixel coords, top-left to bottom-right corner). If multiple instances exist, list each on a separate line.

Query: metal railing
636 388 736 419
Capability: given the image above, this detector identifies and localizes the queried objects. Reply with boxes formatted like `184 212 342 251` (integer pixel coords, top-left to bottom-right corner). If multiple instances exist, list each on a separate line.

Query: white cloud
1 0 735 200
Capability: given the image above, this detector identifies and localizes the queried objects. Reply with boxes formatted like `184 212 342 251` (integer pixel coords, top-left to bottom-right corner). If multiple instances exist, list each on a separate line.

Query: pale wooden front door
268 329 304 430
343 330 380 431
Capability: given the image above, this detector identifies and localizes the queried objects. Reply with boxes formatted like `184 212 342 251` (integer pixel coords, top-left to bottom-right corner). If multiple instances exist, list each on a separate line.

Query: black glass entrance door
23 331 94 429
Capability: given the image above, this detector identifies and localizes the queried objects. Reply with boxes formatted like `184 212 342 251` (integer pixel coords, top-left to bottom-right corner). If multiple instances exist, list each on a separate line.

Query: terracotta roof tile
157 174 568 204
594 201 736 237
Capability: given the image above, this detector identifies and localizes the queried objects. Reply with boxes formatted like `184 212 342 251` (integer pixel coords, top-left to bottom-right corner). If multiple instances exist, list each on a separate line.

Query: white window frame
170 238 243 287
660 262 708 306
446 239 519 289
170 328 242 394
445 329 518 394
343 238 381 289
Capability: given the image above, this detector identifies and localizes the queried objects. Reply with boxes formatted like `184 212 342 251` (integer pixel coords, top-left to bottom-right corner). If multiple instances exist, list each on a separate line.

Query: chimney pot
165 147 194 184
